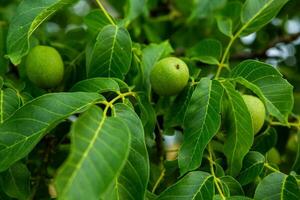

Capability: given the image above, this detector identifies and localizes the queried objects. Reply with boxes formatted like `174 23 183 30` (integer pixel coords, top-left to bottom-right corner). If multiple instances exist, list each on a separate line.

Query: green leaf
179 78 223 174
292 130 300 173
0 92 102 172
0 179 12 200
220 1 242 33
189 0 226 21
157 171 214 200
187 39 222 65
240 0 289 36
70 78 120 93
55 105 131 199
237 151 265 186
164 86 193 129
254 172 300 200
232 60 294 124
0 24 8 76
217 17 233 37
146 190 157 200
136 93 156 139
84 9 112 36
0 162 30 200
222 81 253 177
103 104 149 199
0 88 20 124
87 25 132 79
124 0 146 25
220 176 244 196
6 0 76 65
252 127 277 154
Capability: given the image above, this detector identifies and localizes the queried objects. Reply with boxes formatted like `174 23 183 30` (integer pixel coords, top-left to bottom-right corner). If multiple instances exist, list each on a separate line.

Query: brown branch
154 120 164 163
231 32 300 60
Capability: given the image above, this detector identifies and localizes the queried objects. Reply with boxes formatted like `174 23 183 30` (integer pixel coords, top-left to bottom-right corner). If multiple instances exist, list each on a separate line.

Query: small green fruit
242 95 266 134
266 148 281 164
286 134 298 152
26 45 64 88
150 57 189 96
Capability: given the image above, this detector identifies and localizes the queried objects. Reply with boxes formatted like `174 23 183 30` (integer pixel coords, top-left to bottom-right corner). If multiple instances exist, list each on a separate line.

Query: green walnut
26 45 64 88
286 134 298 152
266 148 281 164
242 95 266 134
150 57 189 96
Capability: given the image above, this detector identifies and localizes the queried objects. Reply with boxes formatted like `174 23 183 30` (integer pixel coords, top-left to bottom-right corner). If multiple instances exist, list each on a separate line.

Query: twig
152 168 166 193
264 163 280 173
207 144 226 200
155 121 164 162
95 0 116 25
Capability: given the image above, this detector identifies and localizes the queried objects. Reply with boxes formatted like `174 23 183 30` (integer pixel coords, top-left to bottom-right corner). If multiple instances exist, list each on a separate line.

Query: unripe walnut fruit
26 45 64 89
266 148 281 164
242 95 266 134
150 57 189 96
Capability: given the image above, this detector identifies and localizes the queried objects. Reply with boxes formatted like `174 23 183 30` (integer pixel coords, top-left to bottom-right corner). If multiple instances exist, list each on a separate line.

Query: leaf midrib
192 176 212 200
0 100 97 172
187 80 212 170
60 110 108 197
108 26 119 77
239 0 274 35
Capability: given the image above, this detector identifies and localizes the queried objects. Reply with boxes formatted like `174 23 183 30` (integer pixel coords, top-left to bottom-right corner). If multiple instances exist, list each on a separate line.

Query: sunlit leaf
222 81 253 177
70 78 120 93
0 92 102 172
254 172 300 200
103 104 149 199
6 0 76 65
157 171 214 200
232 60 293 123
217 17 233 37
240 0 289 35
55 105 131 200
179 78 223 174
87 25 132 79
0 88 20 124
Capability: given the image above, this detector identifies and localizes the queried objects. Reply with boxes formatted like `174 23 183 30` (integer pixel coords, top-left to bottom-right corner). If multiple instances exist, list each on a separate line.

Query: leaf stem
152 168 166 193
269 120 300 129
100 91 136 113
95 0 116 26
215 0 272 79
110 91 135 105
208 144 226 200
264 163 280 173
